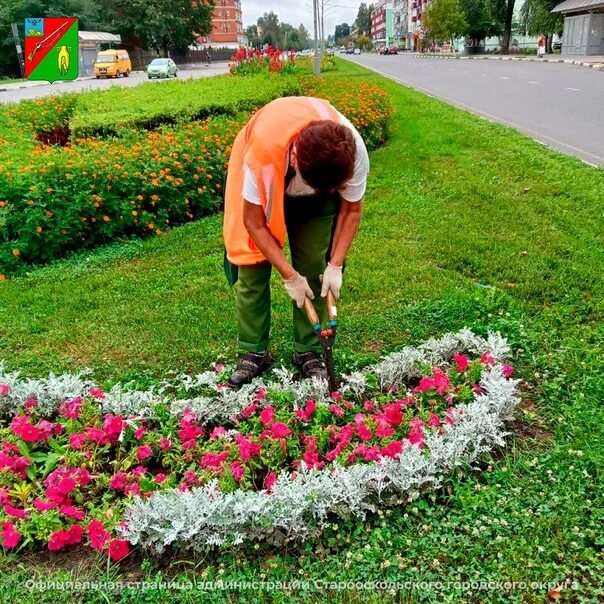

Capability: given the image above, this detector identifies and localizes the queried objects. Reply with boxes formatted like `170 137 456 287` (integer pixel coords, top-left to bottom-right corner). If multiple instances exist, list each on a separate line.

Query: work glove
283 272 314 308
320 262 343 299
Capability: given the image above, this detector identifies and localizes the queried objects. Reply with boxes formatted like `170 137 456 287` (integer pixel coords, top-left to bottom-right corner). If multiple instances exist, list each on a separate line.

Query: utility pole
11 23 25 78
313 0 320 75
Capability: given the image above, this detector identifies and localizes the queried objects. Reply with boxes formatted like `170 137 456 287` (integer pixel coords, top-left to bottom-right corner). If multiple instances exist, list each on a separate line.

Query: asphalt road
345 53 604 167
0 63 230 104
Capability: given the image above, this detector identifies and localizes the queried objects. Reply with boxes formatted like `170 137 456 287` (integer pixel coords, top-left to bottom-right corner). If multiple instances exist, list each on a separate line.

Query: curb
411 53 604 71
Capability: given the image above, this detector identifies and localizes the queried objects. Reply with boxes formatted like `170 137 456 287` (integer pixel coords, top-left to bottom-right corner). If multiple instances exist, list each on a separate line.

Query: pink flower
331 391 343 401
383 403 404 426
414 376 435 393
241 403 258 418
181 439 197 451
88 519 111 550
428 413 441 428
10 415 48 443
132 465 146 477
133 425 147 440
25 398 38 410
452 353 469 373
89 387 105 399
108 538 130 561
259 405 275 425
48 525 83 551
184 470 198 484
155 473 167 483
295 400 317 422
109 472 128 490
271 422 291 438
210 427 228 440
200 451 229 470
409 417 425 431
59 397 83 419
354 414 373 441
1 521 21 548
103 415 124 439
329 404 344 418
381 440 404 458
3 504 27 519
472 384 484 395
236 436 261 461
230 461 245 482
124 483 141 496
0 384 10 397
407 429 425 449
69 433 87 449
159 437 172 450
264 471 277 491
445 407 457 426
480 351 495 366
363 401 376 412
255 388 267 401
34 498 57 511
502 364 514 378
178 416 203 441
59 505 85 520
375 421 394 438
214 363 225 373
136 445 153 461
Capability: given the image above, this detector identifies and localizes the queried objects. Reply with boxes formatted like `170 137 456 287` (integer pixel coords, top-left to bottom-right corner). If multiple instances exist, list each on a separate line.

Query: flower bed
0 75 392 276
229 47 337 76
0 329 520 558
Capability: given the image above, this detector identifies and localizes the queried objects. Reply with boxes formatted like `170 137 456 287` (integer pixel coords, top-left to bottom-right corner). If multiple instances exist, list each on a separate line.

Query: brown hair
295 120 356 192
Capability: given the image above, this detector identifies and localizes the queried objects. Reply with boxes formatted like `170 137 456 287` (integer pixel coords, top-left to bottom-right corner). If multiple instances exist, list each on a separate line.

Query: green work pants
237 193 340 354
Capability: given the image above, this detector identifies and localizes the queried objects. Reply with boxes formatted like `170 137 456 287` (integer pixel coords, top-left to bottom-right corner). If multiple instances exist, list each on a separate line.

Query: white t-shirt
242 110 369 205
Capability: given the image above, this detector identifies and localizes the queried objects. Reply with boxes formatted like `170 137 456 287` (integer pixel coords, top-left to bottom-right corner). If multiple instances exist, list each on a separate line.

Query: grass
0 59 603 603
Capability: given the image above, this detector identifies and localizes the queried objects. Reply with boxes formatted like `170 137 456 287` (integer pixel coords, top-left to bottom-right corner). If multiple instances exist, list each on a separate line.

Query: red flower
103 415 124 440
452 353 469 373
136 445 153 461
0 384 10 397
428 413 441 428
1 521 21 548
270 422 291 438
383 403 404 426
34 498 57 511
200 451 229 470
133 425 147 440
502 364 514 378
329 404 344 418
407 428 425 449
230 461 245 482
3 504 27 519
159 437 172 450
48 525 83 550
264 471 277 491
89 387 105 399
109 472 128 490
236 436 261 461
259 405 275 425
480 351 495 366
108 538 130 561
381 440 404 458
88 518 111 550
59 504 86 520
241 403 258 418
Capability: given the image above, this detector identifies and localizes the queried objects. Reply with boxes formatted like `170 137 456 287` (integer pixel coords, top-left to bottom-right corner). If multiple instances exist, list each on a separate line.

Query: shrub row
0 74 393 276
69 74 300 139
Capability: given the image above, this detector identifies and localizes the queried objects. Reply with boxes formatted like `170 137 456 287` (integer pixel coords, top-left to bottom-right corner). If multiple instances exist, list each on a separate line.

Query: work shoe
293 351 327 381
228 351 272 387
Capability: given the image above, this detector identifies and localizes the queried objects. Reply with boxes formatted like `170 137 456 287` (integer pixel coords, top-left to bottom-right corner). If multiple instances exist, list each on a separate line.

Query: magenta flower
407 428 425 449
236 436 261 461
375 420 394 438
103 415 124 439
25 398 38 410
34 498 57 511
0 384 10 397
452 353 469 373
264 471 277 491
480 351 495 366
380 440 404 458
48 525 83 551
230 461 245 482
331 391 343 401
383 403 403 426
133 425 147 440
259 405 275 425
241 403 258 418
255 388 267 401
159 437 172 450
155 473 168 483
329 404 344 418
472 384 484 395
271 422 291 438
3 504 27 519
200 451 229 470
210 427 228 440
136 445 153 461
363 401 376 412
87 519 111 550
59 397 83 419
428 413 441 428
89 387 105 399
1 521 21 548
124 483 141 496
502 364 514 378
59 504 86 520
109 472 128 490
108 538 130 561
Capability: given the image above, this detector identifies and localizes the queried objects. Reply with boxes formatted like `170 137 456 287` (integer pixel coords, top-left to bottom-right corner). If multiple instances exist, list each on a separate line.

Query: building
371 0 395 48
552 0 604 55
393 0 412 49
196 0 246 49
410 0 434 49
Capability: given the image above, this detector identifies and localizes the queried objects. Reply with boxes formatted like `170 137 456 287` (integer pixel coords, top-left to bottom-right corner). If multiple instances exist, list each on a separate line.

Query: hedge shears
303 290 339 392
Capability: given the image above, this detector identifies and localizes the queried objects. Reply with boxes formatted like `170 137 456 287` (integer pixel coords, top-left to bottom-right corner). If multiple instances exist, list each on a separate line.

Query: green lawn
0 60 602 603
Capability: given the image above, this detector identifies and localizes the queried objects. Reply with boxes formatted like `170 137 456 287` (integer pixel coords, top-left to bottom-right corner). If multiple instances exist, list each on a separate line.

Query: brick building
196 0 247 49
371 0 394 48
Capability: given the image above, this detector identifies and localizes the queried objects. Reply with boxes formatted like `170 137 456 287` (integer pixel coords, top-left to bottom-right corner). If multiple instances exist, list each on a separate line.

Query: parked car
346 47 355 54
94 49 131 78
147 58 178 79
553 40 562 51
354 48 361 55
386 46 398 55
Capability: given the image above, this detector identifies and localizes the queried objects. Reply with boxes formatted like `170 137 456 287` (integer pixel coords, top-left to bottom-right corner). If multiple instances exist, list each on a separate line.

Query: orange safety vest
223 96 340 266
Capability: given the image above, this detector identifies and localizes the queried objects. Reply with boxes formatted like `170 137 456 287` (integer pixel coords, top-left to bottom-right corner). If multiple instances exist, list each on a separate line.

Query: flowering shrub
230 47 337 77
0 73 392 277
0 330 520 556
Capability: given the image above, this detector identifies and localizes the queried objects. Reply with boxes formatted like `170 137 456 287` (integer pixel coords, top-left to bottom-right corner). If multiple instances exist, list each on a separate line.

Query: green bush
70 74 300 139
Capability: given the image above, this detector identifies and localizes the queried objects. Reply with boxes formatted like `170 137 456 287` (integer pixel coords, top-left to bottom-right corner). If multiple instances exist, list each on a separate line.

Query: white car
354 48 361 55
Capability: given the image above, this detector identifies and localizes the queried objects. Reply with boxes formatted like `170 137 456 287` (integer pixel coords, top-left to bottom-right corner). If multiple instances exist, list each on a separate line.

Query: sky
241 1 362 37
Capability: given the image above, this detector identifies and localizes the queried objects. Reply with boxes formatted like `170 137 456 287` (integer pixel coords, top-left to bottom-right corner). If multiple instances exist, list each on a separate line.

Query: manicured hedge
69 74 300 139
0 74 393 276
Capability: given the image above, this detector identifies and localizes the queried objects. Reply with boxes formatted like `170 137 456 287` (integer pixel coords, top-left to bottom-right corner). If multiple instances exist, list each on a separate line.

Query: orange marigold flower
103 215 110 222
12 249 20 257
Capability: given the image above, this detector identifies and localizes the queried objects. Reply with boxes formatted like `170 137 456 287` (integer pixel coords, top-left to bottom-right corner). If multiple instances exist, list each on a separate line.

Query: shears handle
303 290 338 332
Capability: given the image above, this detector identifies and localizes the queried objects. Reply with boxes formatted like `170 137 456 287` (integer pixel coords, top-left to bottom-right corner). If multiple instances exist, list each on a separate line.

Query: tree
100 0 214 55
354 2 373 36
297 23 310 48
423 0 467 45
245 25 261 48
356 34 373 50
488 0 515 53
257 11 283 48
460 0 501 50
334 23 350 41
519 0 562 52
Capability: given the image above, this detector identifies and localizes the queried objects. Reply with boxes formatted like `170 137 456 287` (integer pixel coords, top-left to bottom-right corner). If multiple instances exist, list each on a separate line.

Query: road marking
565 87 580 91
361 65 604 167
499 76 509 80
528 81 539 85
480 73 487 76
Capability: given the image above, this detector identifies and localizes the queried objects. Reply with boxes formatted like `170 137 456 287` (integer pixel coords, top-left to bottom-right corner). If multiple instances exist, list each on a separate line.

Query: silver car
147 58 178 79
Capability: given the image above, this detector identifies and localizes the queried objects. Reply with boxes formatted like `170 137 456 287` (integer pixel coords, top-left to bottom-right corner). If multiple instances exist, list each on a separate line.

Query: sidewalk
412 53 604 71
0 76 95 92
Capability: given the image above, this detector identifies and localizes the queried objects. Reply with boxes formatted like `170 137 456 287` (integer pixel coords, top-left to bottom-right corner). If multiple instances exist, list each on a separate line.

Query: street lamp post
313 0 321 75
